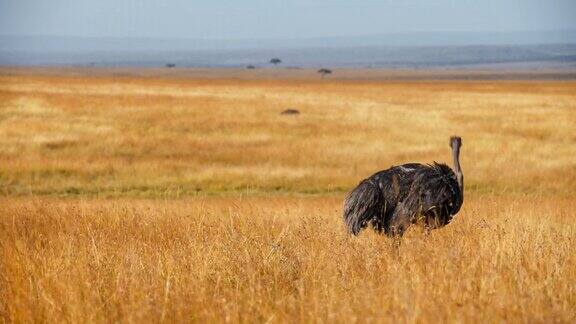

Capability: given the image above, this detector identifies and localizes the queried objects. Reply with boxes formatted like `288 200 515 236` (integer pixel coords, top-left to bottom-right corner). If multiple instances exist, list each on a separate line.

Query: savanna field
0 69 575 322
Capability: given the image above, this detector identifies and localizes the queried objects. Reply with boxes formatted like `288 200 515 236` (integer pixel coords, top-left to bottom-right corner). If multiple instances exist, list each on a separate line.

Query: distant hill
2 30 576 51
1 31 576 68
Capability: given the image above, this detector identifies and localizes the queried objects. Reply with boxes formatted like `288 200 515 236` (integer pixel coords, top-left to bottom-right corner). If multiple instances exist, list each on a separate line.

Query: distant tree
269 58 282 66
318 68 332 78
165 63 176 68
246 65 256 69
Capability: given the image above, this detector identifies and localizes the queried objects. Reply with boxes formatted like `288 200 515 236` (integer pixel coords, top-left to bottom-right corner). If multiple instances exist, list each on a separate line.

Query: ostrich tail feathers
343 180 383 235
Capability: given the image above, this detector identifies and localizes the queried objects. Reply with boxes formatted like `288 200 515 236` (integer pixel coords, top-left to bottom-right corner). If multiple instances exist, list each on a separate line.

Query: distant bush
280 109 300 115
318 68 332 78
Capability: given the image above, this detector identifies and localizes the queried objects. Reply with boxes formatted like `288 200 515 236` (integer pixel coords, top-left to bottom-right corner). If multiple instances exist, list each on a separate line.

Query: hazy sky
1 0 576 39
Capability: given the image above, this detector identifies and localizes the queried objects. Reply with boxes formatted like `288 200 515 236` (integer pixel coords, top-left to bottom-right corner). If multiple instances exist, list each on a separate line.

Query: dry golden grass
1 197 575 323
0 70 575 322
1 74 575 197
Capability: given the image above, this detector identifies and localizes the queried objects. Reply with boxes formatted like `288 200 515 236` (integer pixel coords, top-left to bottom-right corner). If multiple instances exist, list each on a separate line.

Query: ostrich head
450 136 463 192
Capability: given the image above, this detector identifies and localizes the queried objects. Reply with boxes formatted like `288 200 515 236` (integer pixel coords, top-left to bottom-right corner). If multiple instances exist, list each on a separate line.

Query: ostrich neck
452 145 464 193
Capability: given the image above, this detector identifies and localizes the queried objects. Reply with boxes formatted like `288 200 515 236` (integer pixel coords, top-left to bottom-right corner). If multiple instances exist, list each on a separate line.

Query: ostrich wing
343 163 426 235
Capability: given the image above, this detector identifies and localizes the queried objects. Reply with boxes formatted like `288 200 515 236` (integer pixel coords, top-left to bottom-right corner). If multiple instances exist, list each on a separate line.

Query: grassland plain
0 70 575 323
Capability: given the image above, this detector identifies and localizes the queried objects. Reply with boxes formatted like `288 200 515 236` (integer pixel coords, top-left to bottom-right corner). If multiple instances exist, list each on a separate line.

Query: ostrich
343 136 463 236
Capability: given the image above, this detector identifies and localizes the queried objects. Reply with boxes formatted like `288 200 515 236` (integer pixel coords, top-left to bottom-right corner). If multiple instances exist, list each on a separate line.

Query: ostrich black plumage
343 136 463 236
